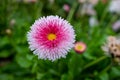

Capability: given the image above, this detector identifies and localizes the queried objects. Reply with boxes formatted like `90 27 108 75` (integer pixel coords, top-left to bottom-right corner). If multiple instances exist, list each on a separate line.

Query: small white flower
79 0 99 5
81 3 96 16
112 20 120 32
89 16 99 27
109 0 120 14
102 36 120 64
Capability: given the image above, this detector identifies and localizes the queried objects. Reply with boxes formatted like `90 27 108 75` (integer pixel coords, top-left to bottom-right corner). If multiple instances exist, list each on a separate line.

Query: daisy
74 42 86 54
89 16 99 27
102 36 120 57
112 20 120 32
80 3 96 16
27 15 75 61
102 36 120 64
109 0 120 14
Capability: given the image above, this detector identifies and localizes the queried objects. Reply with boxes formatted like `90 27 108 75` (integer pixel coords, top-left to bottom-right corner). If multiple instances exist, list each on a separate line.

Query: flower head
109 0 120 14
89 16 99 27
74 42 86 54
112 20 120 32
102 36 120 57
79 0 99 5
80 4 96 16
102 36 120 64
27 15 75 61
10 19 16 27
6 29 12 35
63 4 70 12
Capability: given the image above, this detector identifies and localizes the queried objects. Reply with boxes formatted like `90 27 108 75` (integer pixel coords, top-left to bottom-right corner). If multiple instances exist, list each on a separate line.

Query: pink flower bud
74 42 86 54
63 4 70 12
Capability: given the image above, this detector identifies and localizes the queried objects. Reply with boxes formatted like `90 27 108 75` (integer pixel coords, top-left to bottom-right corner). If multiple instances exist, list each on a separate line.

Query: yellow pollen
47 33 56 41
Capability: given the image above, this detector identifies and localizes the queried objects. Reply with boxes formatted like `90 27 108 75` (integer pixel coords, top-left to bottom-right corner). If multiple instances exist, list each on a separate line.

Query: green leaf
0 51 11 58
85 78 93 80
0 74 13 80
16 55 32 68
0 37 10 48
61 74 68 80
110 67 120 78
99 72 109 80
26 54 34 61
83 52 96 60
36 73 45 80
68 53 83 77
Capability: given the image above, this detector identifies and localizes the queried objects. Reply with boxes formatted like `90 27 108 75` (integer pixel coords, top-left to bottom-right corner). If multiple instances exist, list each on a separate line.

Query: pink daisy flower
74 42 86 54
27 15 75 61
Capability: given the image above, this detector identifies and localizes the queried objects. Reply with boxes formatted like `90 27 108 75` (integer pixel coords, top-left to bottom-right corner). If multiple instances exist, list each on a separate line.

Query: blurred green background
0 0 120 80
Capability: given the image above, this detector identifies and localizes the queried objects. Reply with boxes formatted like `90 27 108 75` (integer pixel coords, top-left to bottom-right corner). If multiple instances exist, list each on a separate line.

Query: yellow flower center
75 44 83 50
47 33 56 41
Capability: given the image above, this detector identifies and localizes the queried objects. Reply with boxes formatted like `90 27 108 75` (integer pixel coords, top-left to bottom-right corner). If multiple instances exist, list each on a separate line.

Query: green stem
100 7 108 24
106 15 118 28
83 56 107 70
100 1 110 24
67 1 78 22
35 1 43 18
100 64 111 74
